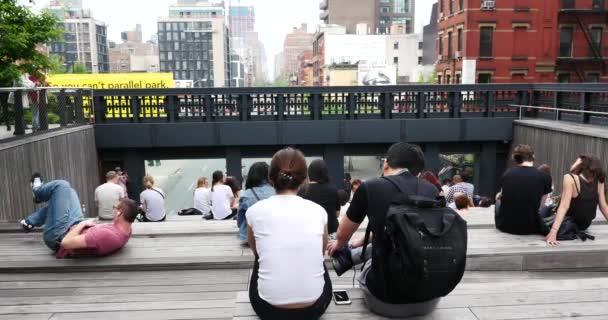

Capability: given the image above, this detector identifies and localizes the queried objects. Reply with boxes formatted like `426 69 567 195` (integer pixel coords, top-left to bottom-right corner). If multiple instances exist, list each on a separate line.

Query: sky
21 0 436 79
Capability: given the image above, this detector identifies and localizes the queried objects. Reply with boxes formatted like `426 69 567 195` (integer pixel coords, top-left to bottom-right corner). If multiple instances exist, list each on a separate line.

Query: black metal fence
90 83 608 124
0 88 93 141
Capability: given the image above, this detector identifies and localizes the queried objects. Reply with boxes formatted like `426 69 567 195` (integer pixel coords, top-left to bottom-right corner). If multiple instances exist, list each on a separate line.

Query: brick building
296 50 314 86
279 24 313 81
436 0 607 84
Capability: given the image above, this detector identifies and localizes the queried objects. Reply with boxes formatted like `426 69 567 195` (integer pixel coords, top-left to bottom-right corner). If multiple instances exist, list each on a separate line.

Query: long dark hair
211 170 224 191
572 154 606 183
225 176 241 196
245 162 270 189
308 159 330 184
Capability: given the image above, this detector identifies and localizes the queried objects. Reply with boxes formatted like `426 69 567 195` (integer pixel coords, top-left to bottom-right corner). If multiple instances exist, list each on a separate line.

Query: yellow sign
46 73 175 119
46 73 175 90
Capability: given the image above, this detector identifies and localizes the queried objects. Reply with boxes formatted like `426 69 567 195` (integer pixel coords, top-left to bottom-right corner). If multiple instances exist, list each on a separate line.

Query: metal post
58 89 68 127
74 89 84 123
226 147 243 184
13 90 25 135
310 93 322 120
39 89 48 131
166 95 177 123
203 94 213 122
276 94 285 121
417 92 425 118
130 96 140 123
381 92 393 119
239 94 248 121
347 93 356 120
580 92 590 124
93 96 105 124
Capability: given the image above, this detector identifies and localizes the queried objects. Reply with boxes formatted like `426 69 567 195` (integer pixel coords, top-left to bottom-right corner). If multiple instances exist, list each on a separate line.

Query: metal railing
512 104 608 121
0 87 94 141
90 83 608 123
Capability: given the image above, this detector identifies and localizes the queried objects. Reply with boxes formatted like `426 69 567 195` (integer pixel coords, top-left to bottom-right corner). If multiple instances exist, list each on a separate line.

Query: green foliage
0 0 62 86
417 73 425 83
48 54 66 74
272 79 289 87
71 61 88 74
427 70 437 84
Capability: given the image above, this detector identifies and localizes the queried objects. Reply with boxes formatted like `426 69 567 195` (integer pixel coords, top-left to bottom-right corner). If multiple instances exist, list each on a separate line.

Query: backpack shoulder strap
250 188 261 201
152 188 165 199
569 173 580 195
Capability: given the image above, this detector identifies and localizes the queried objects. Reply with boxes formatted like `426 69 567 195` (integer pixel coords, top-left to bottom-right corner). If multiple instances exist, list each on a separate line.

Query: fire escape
557 0 607 81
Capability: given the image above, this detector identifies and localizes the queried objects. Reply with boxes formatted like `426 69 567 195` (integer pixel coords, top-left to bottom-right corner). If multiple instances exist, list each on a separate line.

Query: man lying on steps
20 174 138 258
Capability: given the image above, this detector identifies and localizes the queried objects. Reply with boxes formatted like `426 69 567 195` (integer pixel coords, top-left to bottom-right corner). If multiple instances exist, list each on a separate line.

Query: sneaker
30 173 43 190
20 220 34 233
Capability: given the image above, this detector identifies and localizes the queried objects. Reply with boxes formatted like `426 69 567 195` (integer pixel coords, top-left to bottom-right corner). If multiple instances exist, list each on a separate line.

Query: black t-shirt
298 183 341 234
346 172 438 303
495 166 552 235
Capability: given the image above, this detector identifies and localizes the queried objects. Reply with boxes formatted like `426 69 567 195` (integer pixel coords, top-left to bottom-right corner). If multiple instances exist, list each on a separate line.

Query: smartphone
332 290 351 305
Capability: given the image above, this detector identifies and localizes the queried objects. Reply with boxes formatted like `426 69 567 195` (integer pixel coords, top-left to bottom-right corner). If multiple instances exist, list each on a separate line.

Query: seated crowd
18 141 608 319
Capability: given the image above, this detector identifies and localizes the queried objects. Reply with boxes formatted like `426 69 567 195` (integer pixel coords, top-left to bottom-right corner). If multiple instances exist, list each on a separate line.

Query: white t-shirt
211 185 234 220
194 187 212 215
139 188 166 221
246 195 327 305
95 182 125 220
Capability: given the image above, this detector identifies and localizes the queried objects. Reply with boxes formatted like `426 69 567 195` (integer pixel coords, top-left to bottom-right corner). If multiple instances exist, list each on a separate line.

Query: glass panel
344 156 384 183
559 27 573 57
144 159 226 215
479 27 493 57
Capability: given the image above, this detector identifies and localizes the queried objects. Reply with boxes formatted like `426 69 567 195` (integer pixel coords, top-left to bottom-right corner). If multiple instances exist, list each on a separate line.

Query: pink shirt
56 224 131 259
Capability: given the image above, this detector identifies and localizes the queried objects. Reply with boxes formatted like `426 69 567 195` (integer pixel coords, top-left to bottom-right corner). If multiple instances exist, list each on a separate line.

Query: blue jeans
26 180 83 251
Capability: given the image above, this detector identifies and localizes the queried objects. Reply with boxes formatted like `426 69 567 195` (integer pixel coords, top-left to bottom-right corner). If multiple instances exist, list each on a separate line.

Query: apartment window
562 0 575 9
438 35 444 56
448 31 453 59
394 57 399 64
381 7 390 13
455 74 461 84
394 41 399 50
446 74 451 84
437 75 442 84
394 0 409 13
592 0 603 9
590 27 603 56
418 41 423 49
587 73 600 82
418 56 423 64
449 0 454 14
479 27 493 57
559 27 573 57
440 0 444 14
558 73 571 83
457 29 463 51
478 73 492 83
459 0 464 10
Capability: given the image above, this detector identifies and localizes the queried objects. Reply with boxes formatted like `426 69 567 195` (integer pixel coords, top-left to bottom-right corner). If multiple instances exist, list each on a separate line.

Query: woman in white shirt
211 171 235 220
246 148 332 320
139 175 166 222
193 177 212 216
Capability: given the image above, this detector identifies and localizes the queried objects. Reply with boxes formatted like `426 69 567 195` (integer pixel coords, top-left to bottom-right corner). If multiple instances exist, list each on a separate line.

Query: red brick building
296 50 314 86
436 0 607 84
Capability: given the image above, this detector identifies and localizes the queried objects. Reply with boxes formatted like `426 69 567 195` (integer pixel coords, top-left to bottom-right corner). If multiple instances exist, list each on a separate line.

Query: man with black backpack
327 142 467 318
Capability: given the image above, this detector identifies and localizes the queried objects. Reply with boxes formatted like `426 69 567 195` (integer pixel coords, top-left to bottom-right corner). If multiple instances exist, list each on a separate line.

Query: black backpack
361 176 468 303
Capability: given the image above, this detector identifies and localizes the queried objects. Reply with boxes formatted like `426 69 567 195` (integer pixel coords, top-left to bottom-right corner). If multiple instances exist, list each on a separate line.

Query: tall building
274 52 284 81
229 0 254 37
387 33 423 83
158 0 231 87
121 24 143 43
47 1 109 73
436 0 607 84
280 24 314 81
421 2 438 65
109 34 159 74
228 1 267 86
297 50 314 86
319 0 415 35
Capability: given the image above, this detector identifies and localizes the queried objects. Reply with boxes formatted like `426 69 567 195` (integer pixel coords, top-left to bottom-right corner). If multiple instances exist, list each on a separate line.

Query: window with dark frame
438 75 442 84
559 27 573 57
478 73 492 83
394 56 399 64
590 27 602 56
457 28 463 51
440 0 444 14
592 0 603 9
459 0 464 10
438 35 444 57
562 0 575 9
558 73 570 83
448 31 453 59
479 27 493 57
587 73 600 82
450 0 454 14
394 41 399 50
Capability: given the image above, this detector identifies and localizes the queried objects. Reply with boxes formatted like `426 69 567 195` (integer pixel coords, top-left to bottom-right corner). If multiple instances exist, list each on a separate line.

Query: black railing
0 88 93 141
91 84 608 124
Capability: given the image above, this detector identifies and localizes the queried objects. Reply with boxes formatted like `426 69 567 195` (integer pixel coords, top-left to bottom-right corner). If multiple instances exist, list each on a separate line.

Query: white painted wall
324 34 387 65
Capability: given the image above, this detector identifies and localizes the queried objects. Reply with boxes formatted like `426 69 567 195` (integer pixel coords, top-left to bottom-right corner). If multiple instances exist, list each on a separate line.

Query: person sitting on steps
20 174 138 258
546 155 608 246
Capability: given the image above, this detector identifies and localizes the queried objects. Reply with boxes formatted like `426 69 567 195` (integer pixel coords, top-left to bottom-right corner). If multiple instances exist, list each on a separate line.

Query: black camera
332 246 354 277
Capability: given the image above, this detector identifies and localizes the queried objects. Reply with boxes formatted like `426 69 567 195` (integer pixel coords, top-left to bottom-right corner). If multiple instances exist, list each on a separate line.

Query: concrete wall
0 126 100 221
513 120 608 193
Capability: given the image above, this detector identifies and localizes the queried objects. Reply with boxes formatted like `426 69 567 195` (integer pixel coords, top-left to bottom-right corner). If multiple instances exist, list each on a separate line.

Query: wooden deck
2 212 608 319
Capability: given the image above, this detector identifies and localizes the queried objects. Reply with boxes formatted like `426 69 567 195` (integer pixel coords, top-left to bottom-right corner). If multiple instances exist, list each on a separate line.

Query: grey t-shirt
95 182 125 220
140 188 166 221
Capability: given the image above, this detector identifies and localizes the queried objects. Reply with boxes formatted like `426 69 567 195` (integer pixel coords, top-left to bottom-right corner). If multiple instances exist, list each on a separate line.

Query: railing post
58 89 68 127
130 96 140 123
580 92 590 124
553 91 561 121
239 94 249 121
310 93 322 120
417 92 425 118
166 95 177 123
276 94 285 121
530 90 540 118
448 91 461 118
487 91 495 118
74 89 84 123
203 94 213 122
39 89 48 131
347 93 356 120
13 90 25 135
93 96 105 123
381 92 393 119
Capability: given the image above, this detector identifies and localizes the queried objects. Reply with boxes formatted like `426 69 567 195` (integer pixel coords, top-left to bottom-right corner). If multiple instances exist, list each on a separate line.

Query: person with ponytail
245 148 332 320
139 175 166 222
210 170 235 220
546 155 608 246
495 144 552 235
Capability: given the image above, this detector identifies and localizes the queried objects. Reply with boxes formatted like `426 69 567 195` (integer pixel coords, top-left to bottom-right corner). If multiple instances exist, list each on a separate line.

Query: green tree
426 69 437 84
0 0 61 86
71 61 88 74
417 73 425 83
48 54 66 74
272 79 289 87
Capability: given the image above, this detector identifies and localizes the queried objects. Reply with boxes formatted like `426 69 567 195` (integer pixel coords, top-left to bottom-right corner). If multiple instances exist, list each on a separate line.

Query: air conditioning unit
437 54 443 61
481 0 495 10
455 51 462 59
